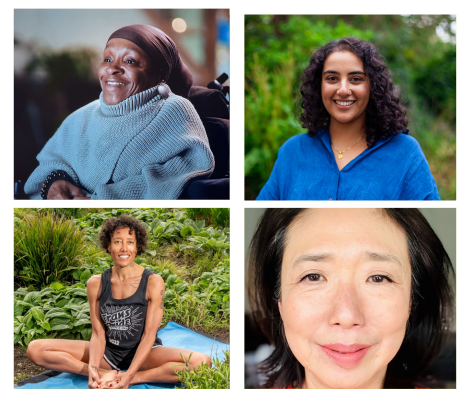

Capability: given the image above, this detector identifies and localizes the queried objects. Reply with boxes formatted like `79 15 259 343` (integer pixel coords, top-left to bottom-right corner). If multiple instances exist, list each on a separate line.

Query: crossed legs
26 339 211 387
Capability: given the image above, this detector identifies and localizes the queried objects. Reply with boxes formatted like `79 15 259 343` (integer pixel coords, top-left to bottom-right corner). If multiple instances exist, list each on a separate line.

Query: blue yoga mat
16 321 229 389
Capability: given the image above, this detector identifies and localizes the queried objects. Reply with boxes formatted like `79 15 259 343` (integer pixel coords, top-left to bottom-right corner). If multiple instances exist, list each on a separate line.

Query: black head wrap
108 24 193 98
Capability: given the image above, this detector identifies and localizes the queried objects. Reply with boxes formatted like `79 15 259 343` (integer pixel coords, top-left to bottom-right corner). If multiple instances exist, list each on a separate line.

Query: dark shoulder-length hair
98 214 148 256
297 37 408 147
247 209 454 389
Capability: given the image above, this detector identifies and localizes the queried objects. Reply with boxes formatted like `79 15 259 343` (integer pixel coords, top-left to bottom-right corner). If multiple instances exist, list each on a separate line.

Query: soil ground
14 347 47 384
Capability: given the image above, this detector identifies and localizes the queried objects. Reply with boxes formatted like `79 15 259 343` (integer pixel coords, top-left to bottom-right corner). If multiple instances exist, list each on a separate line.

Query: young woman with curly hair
27 214 210 389
257 37 439 200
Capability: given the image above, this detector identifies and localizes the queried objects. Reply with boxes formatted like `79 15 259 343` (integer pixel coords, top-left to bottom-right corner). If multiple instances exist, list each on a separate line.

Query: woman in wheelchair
23 24 215 200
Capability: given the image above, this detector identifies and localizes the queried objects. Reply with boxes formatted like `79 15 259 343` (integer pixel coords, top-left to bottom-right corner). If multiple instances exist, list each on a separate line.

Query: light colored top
24 85 214 199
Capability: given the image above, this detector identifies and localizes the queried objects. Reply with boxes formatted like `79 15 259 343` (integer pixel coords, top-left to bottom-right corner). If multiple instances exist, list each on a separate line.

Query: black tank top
99 268 159 350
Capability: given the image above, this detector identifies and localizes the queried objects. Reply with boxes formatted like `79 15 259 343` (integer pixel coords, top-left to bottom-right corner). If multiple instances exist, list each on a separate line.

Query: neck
111 263 138 280
303 367 386 389
329 116 367 148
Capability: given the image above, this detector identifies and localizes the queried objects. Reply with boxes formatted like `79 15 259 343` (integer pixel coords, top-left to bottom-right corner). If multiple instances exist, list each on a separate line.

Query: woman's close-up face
107 227 138 268
321 51 371 127
279 209 412 388
98 38 160 105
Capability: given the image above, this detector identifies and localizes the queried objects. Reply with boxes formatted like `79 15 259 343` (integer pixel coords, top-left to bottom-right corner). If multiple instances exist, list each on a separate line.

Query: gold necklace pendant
338 153 343 159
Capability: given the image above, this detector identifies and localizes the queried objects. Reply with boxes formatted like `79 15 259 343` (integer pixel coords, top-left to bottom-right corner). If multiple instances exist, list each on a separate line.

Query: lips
118 255 130 259
334 100 356 109
103 79 127 88
320 343 371 367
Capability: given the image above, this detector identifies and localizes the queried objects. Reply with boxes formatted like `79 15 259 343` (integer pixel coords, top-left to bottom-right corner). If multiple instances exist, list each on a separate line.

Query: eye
350 77 364 82
368 275 393 283
300 273 324 283
125 59 136 65
104 58 111 63
325 76 337 81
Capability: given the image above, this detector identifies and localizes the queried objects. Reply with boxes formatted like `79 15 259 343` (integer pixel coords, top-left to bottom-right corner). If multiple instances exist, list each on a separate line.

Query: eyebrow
323 70 366 76
292 251 402 268
293 253 333 267
363 251 402 267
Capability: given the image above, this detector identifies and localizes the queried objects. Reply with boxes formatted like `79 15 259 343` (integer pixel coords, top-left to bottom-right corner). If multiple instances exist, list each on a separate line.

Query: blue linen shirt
256 128 440 200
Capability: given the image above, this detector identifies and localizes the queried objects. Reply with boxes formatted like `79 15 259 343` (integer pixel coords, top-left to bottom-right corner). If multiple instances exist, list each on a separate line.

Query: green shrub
175 350 230 389
14 282 91 348
14 213 91 288
184 209 230 228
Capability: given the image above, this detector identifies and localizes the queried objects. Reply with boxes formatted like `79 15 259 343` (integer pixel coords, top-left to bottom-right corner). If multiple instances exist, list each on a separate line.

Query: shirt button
337 172 339 175
329 198 332 201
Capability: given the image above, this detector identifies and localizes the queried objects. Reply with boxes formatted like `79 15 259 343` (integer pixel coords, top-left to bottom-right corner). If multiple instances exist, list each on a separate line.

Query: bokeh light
172 18 187 33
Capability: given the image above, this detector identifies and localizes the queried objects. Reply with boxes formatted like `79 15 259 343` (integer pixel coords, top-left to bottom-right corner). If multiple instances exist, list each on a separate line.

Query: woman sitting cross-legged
26 214 211 389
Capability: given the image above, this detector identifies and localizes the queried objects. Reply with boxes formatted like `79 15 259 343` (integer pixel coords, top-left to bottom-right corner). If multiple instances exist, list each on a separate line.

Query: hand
88 366 102 389
103 371 132 389
47 180 87 199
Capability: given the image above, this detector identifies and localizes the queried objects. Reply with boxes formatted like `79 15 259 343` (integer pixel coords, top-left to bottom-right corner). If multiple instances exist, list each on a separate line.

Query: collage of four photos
12 8 459 392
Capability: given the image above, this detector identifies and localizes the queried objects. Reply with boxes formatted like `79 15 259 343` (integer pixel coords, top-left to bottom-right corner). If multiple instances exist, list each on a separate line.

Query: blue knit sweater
24 85 214 199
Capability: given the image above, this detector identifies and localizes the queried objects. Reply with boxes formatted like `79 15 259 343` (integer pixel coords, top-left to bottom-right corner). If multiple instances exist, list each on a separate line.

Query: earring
157 81 169 98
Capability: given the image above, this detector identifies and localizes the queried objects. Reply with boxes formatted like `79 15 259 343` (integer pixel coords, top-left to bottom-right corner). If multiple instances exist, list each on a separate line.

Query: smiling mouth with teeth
107 81 125 86
334 100 355 106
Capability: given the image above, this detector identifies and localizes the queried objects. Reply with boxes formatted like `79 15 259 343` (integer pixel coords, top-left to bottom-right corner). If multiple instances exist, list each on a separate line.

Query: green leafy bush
175 350 230 389
14 213 93 288
14 282 91 348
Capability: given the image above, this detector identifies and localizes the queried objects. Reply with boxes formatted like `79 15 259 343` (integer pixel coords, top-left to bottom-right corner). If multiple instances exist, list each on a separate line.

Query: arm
86 275 107 388
108 274 165 389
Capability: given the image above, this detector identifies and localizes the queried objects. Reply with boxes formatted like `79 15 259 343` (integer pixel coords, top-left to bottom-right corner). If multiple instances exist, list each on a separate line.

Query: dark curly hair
298 37 408 147
98 215 148 255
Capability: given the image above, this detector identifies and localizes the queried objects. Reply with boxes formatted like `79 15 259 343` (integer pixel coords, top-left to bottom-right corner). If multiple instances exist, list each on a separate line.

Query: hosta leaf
73 270 81 280
31 307 45 322
45 310 72 320
81 327 92 340
40 321 51 331
51 324 70 331
14 301 23 317
24 291 41 306
50 317 72 329
180 226 192 237
74 318 90 327
79 269 92 284
49 282 64 290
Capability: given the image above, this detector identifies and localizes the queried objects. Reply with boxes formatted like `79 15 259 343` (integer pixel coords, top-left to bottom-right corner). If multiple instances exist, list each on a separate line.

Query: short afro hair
98 215 148 255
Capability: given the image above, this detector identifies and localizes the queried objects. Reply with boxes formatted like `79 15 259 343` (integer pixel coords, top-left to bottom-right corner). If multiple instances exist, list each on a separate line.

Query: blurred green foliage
245 15 456 200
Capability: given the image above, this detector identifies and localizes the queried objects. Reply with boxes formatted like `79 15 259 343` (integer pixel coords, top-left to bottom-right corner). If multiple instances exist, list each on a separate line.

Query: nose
120 241 128 251
336 79 351 97
328 282 365 329
106 60 123 75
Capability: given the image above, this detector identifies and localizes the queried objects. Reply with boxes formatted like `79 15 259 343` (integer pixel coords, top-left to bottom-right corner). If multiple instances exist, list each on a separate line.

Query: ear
278 299 284 321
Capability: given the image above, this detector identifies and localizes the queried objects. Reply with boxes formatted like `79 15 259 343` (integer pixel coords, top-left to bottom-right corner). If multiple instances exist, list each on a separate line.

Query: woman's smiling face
321 51 371 127
107 227 138 268
278 209 412 389
99 38 160 105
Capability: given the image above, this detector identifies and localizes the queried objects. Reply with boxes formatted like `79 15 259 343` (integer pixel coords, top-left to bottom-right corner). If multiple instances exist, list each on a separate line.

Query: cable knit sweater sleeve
24 86 215 199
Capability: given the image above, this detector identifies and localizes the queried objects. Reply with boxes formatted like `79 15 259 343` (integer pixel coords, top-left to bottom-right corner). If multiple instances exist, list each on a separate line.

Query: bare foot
99 369 118 388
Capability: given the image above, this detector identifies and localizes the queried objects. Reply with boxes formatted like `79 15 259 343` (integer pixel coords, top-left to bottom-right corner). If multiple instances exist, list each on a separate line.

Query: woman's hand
47 180 89 199
88 365 102 389
104 371 132 389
